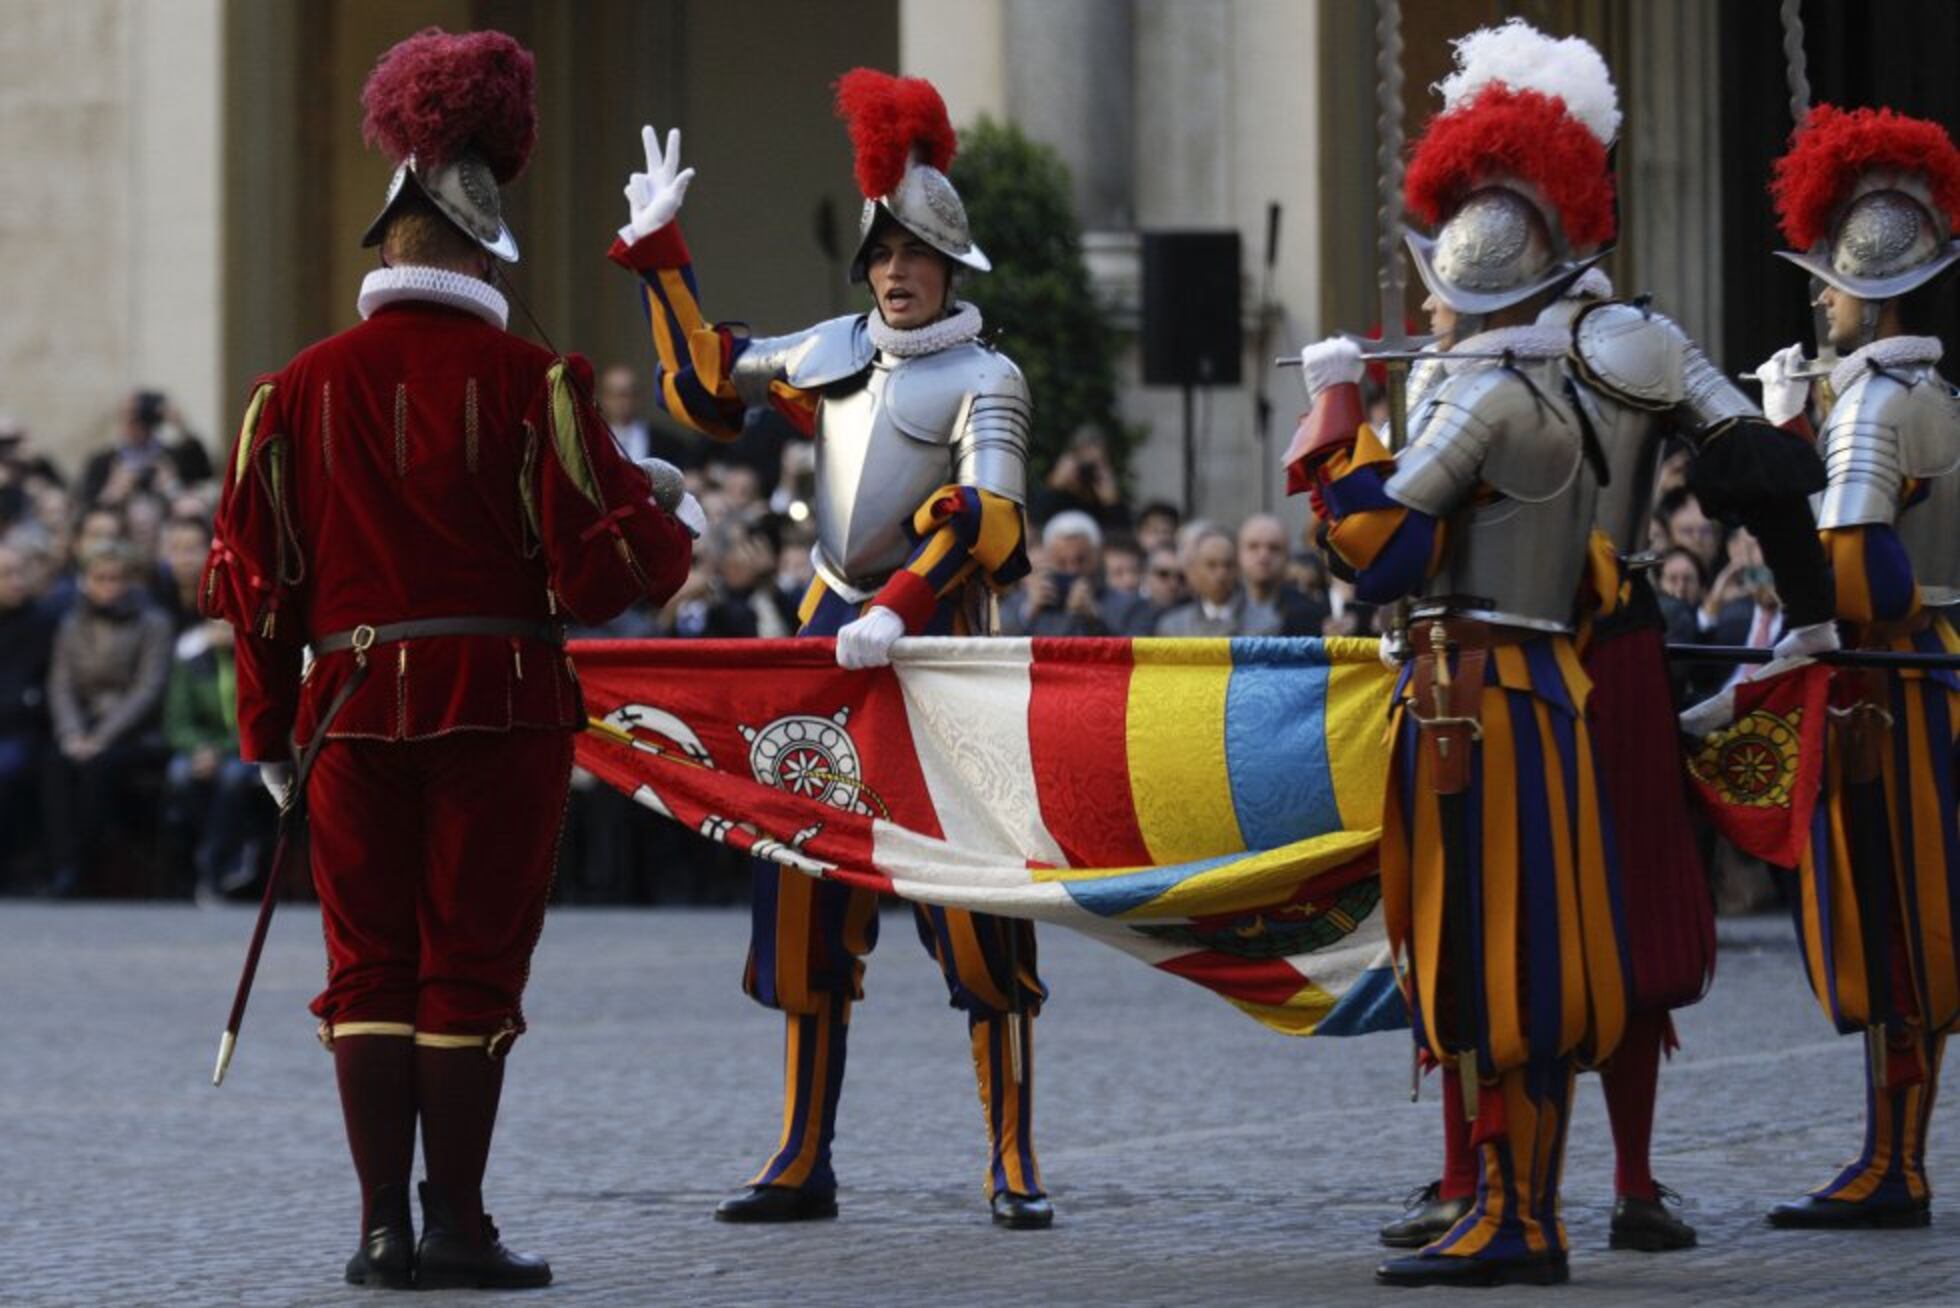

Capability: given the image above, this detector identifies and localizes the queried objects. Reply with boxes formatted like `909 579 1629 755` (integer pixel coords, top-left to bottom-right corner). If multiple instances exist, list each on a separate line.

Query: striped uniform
1300 400 1628 1265
611 223 1042 1201
1796 502 1960 1208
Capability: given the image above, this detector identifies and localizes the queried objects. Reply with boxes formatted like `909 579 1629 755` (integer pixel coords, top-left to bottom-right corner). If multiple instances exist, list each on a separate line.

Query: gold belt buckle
350 623 377 668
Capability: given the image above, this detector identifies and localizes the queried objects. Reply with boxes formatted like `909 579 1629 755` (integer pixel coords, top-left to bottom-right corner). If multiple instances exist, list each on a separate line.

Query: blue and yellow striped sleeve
869 485 1032 632
608 224 818 440
1315 423 1445 605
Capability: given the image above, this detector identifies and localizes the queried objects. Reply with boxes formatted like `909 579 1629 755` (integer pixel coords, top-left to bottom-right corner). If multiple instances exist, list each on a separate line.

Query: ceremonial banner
1683 661 1832 866
571 636 1405 1036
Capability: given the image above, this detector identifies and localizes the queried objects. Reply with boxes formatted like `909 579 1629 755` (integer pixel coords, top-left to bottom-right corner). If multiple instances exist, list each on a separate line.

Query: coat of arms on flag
1681 660 1831 867
570 636 1407 1036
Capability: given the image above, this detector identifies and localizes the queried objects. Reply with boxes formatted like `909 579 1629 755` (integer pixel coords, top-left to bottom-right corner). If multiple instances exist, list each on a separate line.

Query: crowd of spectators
1 368 1801 911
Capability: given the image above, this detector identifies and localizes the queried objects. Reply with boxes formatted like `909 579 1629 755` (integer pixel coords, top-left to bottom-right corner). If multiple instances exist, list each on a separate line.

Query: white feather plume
1435 18 1621 147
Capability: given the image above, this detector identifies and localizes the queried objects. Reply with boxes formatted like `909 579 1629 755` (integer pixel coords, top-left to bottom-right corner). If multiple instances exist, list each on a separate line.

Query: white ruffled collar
867 300 983 357
1830 334 1943 396
1444 323 1568 373
358 265 509 329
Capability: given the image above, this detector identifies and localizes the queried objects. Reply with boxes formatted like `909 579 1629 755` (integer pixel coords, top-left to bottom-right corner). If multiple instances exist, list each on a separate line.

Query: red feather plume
834 68 957 200
1771 104 1960 250
1405 86 1616 250
361 28 537 184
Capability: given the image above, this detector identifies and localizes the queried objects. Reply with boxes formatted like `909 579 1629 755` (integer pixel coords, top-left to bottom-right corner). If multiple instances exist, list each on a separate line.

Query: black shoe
1611 1184 1698 1251
343 1183 414 1290
414 1181 552 1290
1379 1181 1473 1249
713 1184 839 1224
991 1191 1054 1230
1376 1250 1570 1288
1766 1192 1932 1229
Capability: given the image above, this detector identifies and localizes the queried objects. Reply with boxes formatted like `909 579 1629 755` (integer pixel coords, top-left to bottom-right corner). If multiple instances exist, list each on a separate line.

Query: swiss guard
1752 104 1960 1231
1373 21 1833 1260
608 71 1051 1228
202 29 695 1290
1284 34 1632 1287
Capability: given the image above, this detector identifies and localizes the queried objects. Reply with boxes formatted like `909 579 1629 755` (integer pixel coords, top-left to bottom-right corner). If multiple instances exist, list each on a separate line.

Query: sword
212 787 303 1086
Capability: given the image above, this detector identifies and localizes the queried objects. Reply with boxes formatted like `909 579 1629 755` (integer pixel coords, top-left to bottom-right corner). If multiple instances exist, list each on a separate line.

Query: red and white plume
361 28 537 184
834 68 958 201
1405 19 1619 249
1771 104 1960 251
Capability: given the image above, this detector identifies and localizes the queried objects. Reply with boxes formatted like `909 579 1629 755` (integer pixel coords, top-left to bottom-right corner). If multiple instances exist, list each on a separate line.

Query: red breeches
306 729 572 1039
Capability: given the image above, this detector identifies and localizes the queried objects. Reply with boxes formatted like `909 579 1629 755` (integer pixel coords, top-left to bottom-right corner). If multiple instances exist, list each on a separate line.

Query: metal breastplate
811 348 985 597
1393 360 1596 632
1819 365 1960 607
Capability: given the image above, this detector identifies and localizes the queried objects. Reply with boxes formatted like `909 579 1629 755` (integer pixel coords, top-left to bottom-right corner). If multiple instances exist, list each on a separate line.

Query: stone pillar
1625 0 1724 344
1003 0 1134 231
130 0 224 448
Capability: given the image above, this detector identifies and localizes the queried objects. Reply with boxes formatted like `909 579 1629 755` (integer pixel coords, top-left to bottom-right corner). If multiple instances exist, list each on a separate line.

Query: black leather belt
313 617 563 655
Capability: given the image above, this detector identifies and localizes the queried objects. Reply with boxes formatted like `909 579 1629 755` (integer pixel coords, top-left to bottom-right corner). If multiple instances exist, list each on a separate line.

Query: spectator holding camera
79 389 213 509
1031 427 1129 532
41 540 171 896
1002 511 1135 636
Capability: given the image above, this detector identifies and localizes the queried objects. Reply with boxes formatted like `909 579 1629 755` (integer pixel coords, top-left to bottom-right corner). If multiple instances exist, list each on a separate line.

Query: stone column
1625 0 1725 344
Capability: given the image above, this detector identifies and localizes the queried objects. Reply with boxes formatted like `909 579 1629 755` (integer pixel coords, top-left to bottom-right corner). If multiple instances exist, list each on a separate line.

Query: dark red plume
361 28 537 184
834 68 957 200
1405 86 1616 250
1771 104 1960 250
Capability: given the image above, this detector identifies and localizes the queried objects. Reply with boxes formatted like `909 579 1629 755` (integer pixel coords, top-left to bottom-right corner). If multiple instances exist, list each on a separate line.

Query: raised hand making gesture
619 125 696 246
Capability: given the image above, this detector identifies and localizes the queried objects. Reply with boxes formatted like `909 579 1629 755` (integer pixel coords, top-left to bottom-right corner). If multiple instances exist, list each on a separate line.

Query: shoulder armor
1817 366 1960 529
1388 362 1582 514
729 315 873 405
882 344 1031 503
1570 300 1686 411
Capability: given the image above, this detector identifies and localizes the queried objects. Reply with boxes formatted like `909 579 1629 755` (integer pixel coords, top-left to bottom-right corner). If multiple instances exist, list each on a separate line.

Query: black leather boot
1611 1184 1698 1251
342 1182 414 1289
991 1191 1054 1230
415 1181 552 1290
1376 1250 1570 1288
1767 1192 1931 1229
713 1184 839 1223
1378 1181 1473 1249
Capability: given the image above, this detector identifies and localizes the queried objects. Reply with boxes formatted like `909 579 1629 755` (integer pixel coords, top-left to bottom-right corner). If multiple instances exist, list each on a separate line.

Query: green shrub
950 117 1132 477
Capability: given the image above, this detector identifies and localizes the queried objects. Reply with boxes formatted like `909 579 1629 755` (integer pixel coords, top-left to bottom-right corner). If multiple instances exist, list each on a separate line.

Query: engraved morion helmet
1402 20 1621 316
1772 107 1960 302
356 28 538 264
835 68 990 284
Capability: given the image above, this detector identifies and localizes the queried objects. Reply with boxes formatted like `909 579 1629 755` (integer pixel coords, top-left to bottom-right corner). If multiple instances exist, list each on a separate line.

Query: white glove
1377 636 1402 670
619 125 696 246
835 606 907 669
259 761 294 808
1769 619 1839 664
672 491 707 539
1298 337 1365 402
1753 343 1811 427
1678 687 1735 739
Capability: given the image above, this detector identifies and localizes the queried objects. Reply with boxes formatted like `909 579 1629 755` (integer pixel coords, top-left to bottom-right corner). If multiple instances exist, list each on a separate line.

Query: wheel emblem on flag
1688 707 1802 808
740 707 890 819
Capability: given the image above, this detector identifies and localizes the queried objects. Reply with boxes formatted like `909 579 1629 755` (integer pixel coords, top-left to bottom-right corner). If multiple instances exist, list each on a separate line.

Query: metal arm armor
1568 299 1761 433
728 314 875 408
951 354 1032 505
1817 364 1960 530
1387 361 1585 515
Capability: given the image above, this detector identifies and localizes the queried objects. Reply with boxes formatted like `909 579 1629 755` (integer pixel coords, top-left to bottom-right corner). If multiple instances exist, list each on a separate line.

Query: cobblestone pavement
1 904 1954 1306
